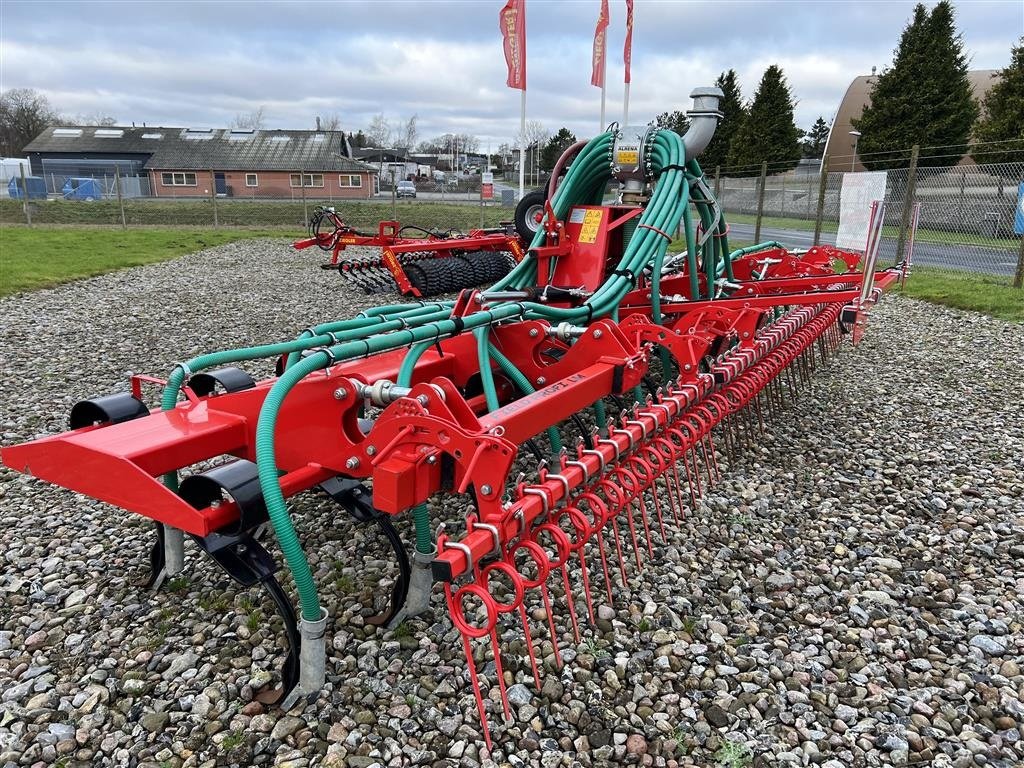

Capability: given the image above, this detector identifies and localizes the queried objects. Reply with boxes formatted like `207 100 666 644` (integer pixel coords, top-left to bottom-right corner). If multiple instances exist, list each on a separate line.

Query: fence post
300 172 308 225
754 161 768 243
115 167 126 229
210 170 219 228
19 163 32 226
1014 235 1024 289
813 159 829 244
714 165 721 198
895 144 920 265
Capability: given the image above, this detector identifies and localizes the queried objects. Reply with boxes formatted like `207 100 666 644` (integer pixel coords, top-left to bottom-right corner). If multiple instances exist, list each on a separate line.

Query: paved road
729 223 1019 277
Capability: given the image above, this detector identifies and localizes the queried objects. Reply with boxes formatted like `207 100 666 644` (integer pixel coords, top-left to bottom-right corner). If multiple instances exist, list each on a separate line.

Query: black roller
178 459 269 538
404 262 429 295
189 367 256 397
70 393 150 430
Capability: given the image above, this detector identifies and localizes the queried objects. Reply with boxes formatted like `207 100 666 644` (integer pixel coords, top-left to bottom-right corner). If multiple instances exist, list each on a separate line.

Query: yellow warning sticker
616 149 639 166
578 209 604 244
340 236 358 244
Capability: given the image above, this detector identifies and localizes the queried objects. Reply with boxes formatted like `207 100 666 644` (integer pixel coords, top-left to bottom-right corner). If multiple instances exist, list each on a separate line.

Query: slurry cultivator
2 88 903 741
294 206 524 297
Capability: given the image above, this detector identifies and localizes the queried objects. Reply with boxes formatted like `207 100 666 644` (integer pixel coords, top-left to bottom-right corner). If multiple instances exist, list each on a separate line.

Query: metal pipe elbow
681 87 725 160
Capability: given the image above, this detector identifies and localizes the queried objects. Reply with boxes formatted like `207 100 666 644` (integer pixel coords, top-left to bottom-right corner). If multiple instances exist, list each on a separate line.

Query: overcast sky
2 1 1020 147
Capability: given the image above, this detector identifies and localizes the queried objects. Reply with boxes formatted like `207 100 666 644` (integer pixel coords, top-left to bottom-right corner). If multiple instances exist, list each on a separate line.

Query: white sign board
836 171 887 250
481 172 494 184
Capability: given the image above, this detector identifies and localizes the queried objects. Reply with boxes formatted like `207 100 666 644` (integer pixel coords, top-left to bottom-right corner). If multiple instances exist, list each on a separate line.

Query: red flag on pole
623 0 633 84
591 0 610 87
500 0 526 90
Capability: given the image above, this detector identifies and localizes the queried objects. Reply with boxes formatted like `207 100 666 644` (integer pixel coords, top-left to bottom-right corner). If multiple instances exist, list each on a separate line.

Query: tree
0 88 60 156
970 37 1024 168
395 115 418 149
455 133 479 154
703 69 745 173
652 110 689 138
75 112 117 126
318 113 342 131
540 128 577 171
726 65 802 175
366 113 391 147
351 130 368 148
232 106 265 130
853 1 978 170
802 116 831 159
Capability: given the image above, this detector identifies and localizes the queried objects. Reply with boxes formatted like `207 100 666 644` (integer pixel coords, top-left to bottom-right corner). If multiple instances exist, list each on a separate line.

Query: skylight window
141 133 163 140
95 128 124 138
228 129 256 141
53 128 83 137
269 135 291 142
183 127 215 140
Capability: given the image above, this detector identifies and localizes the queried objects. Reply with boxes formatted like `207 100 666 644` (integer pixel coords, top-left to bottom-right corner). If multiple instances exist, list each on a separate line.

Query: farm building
22 126 377 199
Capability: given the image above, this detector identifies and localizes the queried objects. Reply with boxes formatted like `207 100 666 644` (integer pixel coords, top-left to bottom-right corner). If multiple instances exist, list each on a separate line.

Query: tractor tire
514 190 547 242
451 254 481 289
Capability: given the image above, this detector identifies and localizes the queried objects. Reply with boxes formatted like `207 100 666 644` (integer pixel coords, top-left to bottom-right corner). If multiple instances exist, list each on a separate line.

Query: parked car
396 180 417 198
62 177 104 201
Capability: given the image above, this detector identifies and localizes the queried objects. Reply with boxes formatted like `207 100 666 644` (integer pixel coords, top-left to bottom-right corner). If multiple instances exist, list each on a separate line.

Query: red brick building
24 126 377 199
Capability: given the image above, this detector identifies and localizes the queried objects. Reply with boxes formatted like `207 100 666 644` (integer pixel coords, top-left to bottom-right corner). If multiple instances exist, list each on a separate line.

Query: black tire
403 262 429 295
514 190 547 242
451 255 481 290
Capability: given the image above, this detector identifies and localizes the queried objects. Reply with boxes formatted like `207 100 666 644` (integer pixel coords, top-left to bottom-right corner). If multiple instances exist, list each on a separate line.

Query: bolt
346 457 360 470
366 445 377 456
417 395 430 406
537 377 546 386
593 330 603 339
426 455 437 464
529 328 539 338
480 485 493 496
333 388 347 400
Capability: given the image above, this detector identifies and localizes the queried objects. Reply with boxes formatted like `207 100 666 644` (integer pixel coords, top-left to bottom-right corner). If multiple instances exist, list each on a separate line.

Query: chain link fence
713 156 1023 283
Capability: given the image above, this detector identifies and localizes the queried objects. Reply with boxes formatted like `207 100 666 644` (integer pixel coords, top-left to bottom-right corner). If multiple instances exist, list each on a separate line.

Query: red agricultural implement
2 87 906 741
293 206 524 297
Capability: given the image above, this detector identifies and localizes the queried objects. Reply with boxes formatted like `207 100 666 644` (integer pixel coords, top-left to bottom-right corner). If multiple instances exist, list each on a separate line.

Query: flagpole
599 55 607 131
518 89 526 199
623 81 630 126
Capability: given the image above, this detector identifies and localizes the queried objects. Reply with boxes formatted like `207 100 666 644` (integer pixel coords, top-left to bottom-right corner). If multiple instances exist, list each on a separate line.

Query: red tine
480 559 527 721
445 579 499 750
597 478 632 585
577 491 616 607
534 522 579 643
510 539 563 671
612 466 649 564
554 505 596 625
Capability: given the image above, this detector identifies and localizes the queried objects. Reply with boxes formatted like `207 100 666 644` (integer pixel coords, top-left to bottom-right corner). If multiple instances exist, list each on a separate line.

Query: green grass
0 225 285 295
726 211 1018 249
900 266 1023 322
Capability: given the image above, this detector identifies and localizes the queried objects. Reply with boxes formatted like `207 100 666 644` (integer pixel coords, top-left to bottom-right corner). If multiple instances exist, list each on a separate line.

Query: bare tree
231 106 266 130
0 88 61 156
455 132 479 154
75 112 117 126
366 113 391 147
318 112 342 131
393 114 418 149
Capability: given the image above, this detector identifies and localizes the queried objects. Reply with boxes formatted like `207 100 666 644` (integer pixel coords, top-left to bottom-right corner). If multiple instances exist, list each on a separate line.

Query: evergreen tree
702 69 745 173
652 110 689 138
853 1 977 170
802 117 831 159
540 127 577 171
970 37 1024 169
725 65 801 175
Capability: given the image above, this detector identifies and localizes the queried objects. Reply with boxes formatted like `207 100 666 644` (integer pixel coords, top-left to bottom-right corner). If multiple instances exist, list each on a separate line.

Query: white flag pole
599 54 607 131
623 81 630 126
518 89 526 199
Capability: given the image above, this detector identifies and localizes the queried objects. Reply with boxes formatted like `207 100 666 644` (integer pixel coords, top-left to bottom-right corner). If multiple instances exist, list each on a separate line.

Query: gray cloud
2 0 1020 146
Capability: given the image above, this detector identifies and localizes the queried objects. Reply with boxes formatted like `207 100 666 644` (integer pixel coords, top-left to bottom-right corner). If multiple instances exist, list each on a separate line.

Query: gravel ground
1 239 1022 768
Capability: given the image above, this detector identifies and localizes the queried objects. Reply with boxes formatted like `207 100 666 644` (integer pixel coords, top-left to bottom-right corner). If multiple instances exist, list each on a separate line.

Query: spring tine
444 582 494 750
539 581 563 670
560 565 581 644
517 602 543 690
